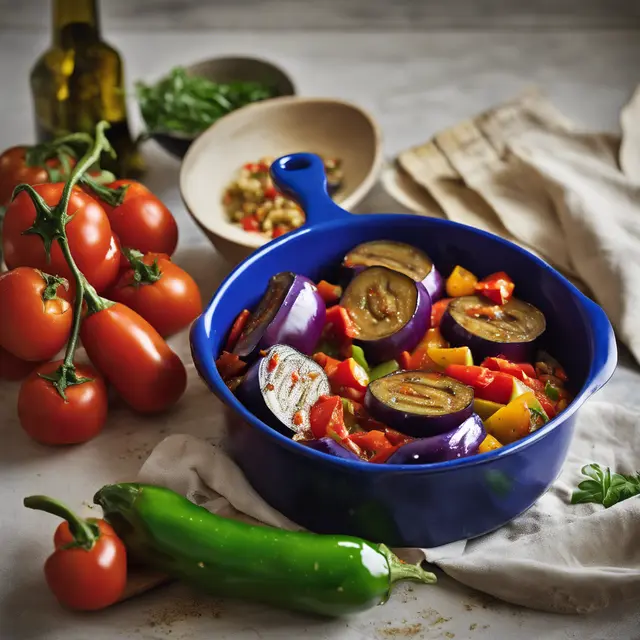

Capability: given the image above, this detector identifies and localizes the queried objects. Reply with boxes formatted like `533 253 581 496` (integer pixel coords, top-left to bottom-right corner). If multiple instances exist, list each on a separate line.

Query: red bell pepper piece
384 428 414 446
475 271 515 305
215 351 247 381
329 358 369 392
312 352 341 377
324 305 359 340
316 280 343 306
349 430 391 452
309 395 349 440
431 298 452 328
481 357 536 381
224 309 250 352
445 364 514 404
241 215 260 232
263 184 277 199
369 444 401 463
337 385 366 404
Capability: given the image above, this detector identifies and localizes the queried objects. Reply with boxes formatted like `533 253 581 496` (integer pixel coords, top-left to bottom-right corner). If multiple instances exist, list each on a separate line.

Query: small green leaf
544 380 560 401
571 463 640 507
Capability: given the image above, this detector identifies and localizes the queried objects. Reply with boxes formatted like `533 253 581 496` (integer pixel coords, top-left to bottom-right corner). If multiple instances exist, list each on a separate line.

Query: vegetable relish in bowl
215 240 572 465
222 157 344 239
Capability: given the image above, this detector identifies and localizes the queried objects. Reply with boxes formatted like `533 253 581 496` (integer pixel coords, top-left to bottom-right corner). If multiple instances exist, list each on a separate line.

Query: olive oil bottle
30 0 144 177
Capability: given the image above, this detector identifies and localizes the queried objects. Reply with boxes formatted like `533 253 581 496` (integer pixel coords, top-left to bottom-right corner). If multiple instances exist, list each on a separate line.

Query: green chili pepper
350 345 370 373
369 360 399 381
94 483 436 617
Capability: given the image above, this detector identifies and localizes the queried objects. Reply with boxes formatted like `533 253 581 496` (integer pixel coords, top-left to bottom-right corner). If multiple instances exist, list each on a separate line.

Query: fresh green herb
136 67 279 136
571 463 640 508
528 405 548 428
350 345 369 373
544 380 560 401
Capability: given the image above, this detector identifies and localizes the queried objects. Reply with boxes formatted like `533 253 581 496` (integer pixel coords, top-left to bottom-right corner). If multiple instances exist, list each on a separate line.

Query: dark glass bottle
30 0 144 178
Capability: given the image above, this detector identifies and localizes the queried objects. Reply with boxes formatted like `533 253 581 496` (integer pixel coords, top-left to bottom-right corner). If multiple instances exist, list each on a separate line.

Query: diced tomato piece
431 298 452 328
293 411 305 426
272 225 288 238
349 430 392 453
215 351 247 381
475 271 515 305
241 215 260 232
329 358 369 392
316 280 343 306
309 396 348 440
325 305 359 340
263 185 277 199
267 352 279 371
224 309 250 351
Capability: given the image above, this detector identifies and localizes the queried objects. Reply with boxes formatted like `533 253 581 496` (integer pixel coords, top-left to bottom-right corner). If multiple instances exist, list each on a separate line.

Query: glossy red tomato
106 253 202 337
47 518 127 611
0 146 75 207
2 184 118 292
18 361 108 445
0 346 41 380
0 267 72 361
91 179 179 256
80 302 187 413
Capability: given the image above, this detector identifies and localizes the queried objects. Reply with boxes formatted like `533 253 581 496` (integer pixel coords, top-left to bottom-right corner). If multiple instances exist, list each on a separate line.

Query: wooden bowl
142 56 296 159
179 96 383 265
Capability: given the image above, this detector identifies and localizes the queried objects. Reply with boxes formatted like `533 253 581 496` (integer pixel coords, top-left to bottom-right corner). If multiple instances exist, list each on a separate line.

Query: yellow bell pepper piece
474 398 505 420
484 392 545 444
478 434 503 453
446 265 478 297
427 346 473 368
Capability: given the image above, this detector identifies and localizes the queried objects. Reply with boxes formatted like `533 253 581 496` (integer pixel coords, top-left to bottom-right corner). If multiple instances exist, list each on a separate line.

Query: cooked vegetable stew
222 156 343 239
216 240 572 465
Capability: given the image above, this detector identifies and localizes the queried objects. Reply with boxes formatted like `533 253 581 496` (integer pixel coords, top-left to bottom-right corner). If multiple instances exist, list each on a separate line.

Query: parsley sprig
571 463 640 508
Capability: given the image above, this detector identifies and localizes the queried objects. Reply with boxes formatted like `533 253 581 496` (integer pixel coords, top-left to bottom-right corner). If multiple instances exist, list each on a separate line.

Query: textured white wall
1 0 638 31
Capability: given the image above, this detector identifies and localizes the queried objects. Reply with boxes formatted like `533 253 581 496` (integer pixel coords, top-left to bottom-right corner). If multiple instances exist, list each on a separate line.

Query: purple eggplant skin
423 266 444 303
351 280 432 366
235 274 326 359
300 437 361 461
386 414 486 465
364 372 474 437
440 306 533 363
261 275 326 355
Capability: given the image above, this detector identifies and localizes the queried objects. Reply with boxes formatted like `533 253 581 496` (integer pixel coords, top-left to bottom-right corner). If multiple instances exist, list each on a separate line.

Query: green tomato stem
23 495 98 550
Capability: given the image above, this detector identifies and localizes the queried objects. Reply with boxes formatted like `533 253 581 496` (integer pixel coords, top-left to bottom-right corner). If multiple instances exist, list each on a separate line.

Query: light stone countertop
1 29 639 640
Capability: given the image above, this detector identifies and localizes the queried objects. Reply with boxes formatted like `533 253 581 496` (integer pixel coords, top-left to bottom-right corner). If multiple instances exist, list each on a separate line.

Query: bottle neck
53 0 100 46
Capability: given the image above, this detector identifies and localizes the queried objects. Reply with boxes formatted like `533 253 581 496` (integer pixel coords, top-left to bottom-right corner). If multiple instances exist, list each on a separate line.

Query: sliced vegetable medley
215 239 573 464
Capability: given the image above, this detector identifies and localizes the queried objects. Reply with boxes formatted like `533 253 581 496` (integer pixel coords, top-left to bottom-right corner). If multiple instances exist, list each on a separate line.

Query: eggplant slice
237 344 330 435
366 371 474 437
341 266 431 363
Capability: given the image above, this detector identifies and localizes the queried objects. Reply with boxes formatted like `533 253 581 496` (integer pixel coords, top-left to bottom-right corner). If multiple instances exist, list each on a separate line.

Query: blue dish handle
270 153 352 227
580 293 618 396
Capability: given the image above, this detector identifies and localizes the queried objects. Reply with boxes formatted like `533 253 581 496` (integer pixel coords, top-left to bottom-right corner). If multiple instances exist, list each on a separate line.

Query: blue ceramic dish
190 153 617 548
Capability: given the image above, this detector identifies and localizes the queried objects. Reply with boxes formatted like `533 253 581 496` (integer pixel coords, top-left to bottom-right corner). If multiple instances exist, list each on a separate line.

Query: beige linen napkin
398 87 640 362
138 400 640 615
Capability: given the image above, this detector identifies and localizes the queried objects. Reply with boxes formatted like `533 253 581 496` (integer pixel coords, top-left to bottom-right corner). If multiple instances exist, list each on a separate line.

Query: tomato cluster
0 135 202 446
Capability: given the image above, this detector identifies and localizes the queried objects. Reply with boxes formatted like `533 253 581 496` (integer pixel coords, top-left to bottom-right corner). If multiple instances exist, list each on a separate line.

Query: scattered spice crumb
378 623 423 637
145 597 223 629
464 604 474 612
432 616 452 626
483 625 490 629
445 633 455 639
470 623 478 631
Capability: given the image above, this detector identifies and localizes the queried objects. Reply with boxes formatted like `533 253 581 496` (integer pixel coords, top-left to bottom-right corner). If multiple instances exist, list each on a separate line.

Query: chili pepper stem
379 544 437 587
24 495 98 550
